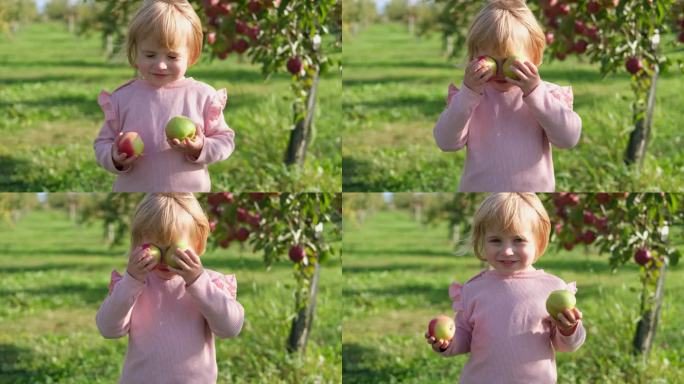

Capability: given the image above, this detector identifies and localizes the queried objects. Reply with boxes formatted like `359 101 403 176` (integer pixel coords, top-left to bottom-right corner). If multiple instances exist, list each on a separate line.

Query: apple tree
434 0 684 170
546 192 682 357
203 192 342 354
199 0 341 166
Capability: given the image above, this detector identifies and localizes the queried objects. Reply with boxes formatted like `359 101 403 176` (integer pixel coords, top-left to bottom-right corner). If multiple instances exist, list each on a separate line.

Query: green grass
342 23 684 192
342 209 684 383
0 208 342 383
0 22 341 192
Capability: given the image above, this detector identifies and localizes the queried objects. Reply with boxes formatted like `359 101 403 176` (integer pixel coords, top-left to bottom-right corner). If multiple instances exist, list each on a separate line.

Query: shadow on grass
0 93 101 120
0 343 36 383
343 74 448 87
2 281 107 307
0 59 125 70
345 248 455 258
0 156 35 191
343 342 414 383
345 60 457 71
0 75 78 86
342 156 378 192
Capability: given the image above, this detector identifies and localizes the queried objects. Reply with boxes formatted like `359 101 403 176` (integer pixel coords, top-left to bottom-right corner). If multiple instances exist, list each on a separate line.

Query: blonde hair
130 193 210 255
471 193 550 262
466 0 545 66
127 0 203 67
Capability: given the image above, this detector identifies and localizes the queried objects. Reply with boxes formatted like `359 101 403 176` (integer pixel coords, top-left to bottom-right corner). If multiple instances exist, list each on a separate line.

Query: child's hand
463 57 495 95
424 332 450 352
505 59 541 96
112 133 140 170
167 246 204 285
550 307 583 336
168 124 205 159
126 245 159 282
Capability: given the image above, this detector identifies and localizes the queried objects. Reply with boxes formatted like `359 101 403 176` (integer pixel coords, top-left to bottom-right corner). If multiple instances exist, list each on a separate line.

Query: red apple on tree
427 315 455 341
625 56 643 74
287 57 303 75
288 244 305 263
634 248 652 265
235 227 250 242
118 132 144 157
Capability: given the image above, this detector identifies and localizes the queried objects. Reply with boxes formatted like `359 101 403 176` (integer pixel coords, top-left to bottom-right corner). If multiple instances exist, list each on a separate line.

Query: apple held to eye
427 315 455 341
545 289 576 320
141 243 161 263
165 116 196 141
118 132 144 157
503 55 529 80
477 55 497 75
163 240 190 269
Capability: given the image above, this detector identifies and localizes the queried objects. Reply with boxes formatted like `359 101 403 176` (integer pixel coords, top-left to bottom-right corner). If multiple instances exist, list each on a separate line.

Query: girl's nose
502 246 514 256
157 61 167 70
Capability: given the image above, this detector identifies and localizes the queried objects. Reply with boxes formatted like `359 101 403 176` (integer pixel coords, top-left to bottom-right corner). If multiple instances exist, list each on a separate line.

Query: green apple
427 315 455 341
477 55 497 76
165 116 196 141
502 55 529 80
118 131 144 157
545 290 576 320
163 240 189 269
141 243 162 264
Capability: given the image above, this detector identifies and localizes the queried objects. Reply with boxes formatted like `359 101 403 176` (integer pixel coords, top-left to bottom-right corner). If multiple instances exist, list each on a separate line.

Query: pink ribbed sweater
440 269 586 384
96 269 244 384
94 77 235 192
433 81 582 192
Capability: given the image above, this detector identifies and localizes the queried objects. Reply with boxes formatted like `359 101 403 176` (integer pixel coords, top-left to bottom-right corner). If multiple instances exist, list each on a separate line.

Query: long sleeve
188 88 235 165
433 83 482 151
95 270 145 339
523 82 582 148
440 281 471 356
550 320 586 352
93 91 131 175
185 270 244 339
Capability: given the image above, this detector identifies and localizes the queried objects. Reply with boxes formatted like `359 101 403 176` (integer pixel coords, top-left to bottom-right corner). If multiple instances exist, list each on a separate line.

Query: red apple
118 131 144 157
207 32 216 45
545 32 555 45
581 230 596 244
427 315 455 341
574 40 588 54
596 193 612 204
583 211 596 225
232 39 249 54
235 227 250 242
235 20 248 35
248 0 262 13
236 207 249 222
625 56 643 74
634 248 652 265
587 1 600 13
678 32 684 44
288 245 305 262
287 57 303 75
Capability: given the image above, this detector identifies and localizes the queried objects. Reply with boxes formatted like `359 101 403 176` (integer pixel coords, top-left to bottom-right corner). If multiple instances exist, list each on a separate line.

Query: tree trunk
284 68 319 166
287 262 320 354
624 68 658 168
632 262 666 357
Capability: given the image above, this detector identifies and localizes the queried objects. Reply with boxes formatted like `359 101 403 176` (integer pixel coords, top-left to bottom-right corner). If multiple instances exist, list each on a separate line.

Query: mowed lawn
342 209 684 383
0 208 342 383
0 22 341 192
342 23 684 192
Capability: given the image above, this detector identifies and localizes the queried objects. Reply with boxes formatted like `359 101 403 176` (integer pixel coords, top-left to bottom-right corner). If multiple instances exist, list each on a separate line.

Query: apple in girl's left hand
427 315 455 341
546 289 576 320
165 116 196 141
163 240 189 268
503 55 529 80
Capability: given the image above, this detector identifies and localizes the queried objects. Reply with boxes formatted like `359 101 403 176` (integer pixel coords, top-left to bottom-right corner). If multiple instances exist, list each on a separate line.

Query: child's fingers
524 61 538 75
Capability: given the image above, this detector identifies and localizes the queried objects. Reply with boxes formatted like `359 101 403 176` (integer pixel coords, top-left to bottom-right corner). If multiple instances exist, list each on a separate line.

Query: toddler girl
433 0 582 192
94 0 235 192
425 193 586 383
96 193 244 383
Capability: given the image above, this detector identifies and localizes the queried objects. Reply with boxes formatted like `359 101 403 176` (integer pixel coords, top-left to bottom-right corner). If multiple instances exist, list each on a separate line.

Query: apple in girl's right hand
117 131 144 157
141 243 162 264
427 315 456 341
165 116 196 141
477 55 497 76
503 54 529 80
546 289 576 320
